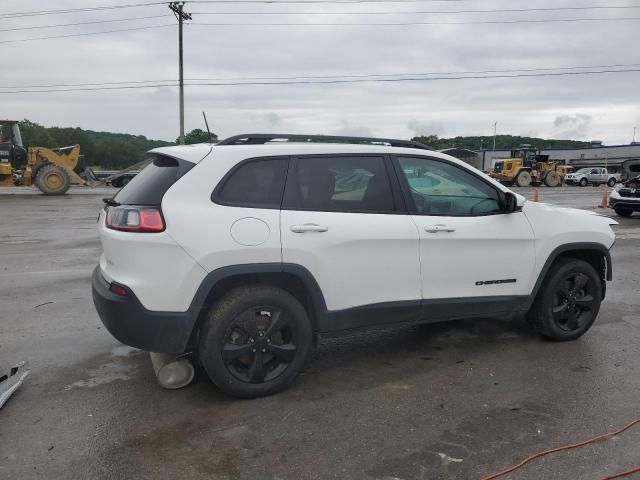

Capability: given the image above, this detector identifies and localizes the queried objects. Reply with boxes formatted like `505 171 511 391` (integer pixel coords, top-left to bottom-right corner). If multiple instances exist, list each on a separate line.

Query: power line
3 5 634 36
4 6 637 35
2 67 639 93
190 5 640 15
0 2 166 19
9 15 633 45
0 24 174 44
191 16 640 26
0 15 172 32
0 0 495 18
187 0 471 3
4 63 640 89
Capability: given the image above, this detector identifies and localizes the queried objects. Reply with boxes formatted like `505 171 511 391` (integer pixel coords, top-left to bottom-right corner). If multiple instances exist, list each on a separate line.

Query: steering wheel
470 198 497 215
411 189 430 213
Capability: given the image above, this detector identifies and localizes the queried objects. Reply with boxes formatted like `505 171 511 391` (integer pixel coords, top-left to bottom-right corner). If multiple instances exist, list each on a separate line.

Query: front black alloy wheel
199 286 312 398
527 259 602 341
549 272 598 333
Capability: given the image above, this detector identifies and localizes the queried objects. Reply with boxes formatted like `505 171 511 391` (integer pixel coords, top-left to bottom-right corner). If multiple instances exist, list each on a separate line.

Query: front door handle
290 223 329 233
425 224 455 233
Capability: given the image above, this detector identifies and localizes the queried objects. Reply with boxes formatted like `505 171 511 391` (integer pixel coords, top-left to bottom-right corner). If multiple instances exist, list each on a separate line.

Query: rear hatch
622 159 640 179
98 154 206 311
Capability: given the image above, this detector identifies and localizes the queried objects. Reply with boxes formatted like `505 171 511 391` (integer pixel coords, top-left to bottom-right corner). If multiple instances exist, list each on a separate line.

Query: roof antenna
202 111 216 143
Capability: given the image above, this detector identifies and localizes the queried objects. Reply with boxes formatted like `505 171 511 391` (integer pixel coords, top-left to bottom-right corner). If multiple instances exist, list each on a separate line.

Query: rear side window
284 156 395 213
214 158 288 208
114 155 193 205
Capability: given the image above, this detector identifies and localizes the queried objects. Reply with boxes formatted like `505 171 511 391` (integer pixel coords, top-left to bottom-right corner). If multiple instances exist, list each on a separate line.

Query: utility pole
169 2 191 145
492 121 497 152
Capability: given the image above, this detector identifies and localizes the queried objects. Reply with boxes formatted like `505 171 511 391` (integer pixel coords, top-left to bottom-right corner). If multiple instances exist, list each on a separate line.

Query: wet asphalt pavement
1 185 639 480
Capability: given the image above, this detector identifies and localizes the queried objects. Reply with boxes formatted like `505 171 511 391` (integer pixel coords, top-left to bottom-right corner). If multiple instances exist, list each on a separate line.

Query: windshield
0 123 22 146
11 124 23 147
575 168 592 174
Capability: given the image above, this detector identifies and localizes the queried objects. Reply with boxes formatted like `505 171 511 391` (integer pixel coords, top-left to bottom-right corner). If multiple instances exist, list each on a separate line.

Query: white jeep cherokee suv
92 134 616 398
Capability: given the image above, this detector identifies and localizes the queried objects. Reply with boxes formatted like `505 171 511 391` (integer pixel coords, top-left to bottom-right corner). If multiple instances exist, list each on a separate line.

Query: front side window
397 156 502 216
285 156 395 213
215 158 288 208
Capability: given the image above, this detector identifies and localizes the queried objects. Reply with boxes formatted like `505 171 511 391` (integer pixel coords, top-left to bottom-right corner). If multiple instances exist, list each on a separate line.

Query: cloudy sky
2 0 639 144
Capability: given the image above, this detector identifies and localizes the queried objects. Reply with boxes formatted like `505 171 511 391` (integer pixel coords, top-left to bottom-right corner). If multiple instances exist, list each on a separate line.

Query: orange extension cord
480 418 640 480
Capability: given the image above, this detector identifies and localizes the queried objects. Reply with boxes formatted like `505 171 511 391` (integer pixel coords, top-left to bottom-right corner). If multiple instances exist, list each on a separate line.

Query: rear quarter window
212 157 288 209
113 155 194 205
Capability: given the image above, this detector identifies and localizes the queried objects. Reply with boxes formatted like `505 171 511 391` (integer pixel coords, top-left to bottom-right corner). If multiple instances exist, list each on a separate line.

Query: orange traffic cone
533 189 539 202
598 188 609 209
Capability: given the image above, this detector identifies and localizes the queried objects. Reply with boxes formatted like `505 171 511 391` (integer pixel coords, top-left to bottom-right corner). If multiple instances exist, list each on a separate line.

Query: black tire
515 170 532 187
607 178 617 187
544 171 561 187
579 178 588 187
35 164 71 195
121 177 131 187
199 286 312 398
615 208 633 217
527 259 602 341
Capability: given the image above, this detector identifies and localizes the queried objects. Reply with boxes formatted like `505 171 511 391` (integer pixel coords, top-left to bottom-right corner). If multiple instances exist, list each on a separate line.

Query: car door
392 155 536 318
280 154 422 331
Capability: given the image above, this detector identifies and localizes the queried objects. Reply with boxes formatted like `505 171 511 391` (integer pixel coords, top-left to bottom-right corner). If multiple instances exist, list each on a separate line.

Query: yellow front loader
489 144 562 187
1 120 86 195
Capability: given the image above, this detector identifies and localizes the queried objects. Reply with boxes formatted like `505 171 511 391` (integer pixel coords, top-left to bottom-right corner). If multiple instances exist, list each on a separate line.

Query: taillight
105 206 165 232
109 284 129 296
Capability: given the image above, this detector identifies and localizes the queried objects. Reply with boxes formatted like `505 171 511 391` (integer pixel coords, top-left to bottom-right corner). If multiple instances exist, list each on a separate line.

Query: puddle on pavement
64 347 144 390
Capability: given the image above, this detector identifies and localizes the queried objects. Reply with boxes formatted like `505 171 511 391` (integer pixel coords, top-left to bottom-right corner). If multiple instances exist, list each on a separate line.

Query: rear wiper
102 198 120 207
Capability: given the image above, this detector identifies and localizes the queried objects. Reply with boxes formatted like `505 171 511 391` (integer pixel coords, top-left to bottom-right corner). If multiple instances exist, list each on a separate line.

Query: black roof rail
216 133 432 150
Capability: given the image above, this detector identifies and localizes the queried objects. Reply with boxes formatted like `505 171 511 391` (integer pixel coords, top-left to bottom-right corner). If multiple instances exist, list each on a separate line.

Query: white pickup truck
564 167 621 187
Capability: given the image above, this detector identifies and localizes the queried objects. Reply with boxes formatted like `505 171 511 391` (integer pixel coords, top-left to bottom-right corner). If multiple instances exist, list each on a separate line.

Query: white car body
92 136 617 356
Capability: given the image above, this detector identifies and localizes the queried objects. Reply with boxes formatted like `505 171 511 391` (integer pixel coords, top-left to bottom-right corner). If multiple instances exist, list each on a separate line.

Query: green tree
18 119 54 147
176 128 215 145
18 119 172 169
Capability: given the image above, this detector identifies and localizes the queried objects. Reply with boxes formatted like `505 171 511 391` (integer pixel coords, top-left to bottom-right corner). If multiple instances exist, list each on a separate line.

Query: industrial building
476 141 640 175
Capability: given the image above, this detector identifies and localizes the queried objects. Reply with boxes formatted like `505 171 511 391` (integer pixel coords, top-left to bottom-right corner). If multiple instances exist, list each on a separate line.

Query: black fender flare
526 242 612 309
186 262 328 335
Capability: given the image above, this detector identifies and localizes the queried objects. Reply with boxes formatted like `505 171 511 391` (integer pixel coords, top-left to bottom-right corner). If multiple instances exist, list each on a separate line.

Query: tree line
412 134 590 151
18 119 592 170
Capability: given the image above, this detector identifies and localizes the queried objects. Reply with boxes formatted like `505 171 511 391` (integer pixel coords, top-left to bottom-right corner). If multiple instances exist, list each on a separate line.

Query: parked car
609 159 640 217
92 134 617 398
564 167 621 187
108 171 140 188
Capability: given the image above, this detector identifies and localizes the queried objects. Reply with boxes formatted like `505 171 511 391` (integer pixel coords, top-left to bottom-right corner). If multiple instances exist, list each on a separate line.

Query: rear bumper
91 266 195 354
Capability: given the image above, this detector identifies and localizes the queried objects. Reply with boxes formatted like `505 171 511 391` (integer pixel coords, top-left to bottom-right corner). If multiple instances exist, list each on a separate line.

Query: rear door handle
424 224 455 233
290 223 329 233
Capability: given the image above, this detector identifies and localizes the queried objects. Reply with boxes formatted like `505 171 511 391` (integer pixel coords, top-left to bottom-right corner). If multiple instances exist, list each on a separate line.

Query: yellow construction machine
0 120 87 195
490 144 562 187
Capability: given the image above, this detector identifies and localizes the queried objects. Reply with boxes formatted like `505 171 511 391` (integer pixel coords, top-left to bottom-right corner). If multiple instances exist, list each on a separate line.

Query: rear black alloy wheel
223 306 297 384
527 259 602 341
199 286 312 398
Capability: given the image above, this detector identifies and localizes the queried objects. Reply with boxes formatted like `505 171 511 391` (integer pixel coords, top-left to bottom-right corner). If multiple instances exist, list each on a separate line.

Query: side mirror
504 192 525 212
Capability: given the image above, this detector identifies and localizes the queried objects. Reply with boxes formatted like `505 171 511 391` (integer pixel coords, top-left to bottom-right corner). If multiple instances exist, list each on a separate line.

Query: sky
2 0 640 144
